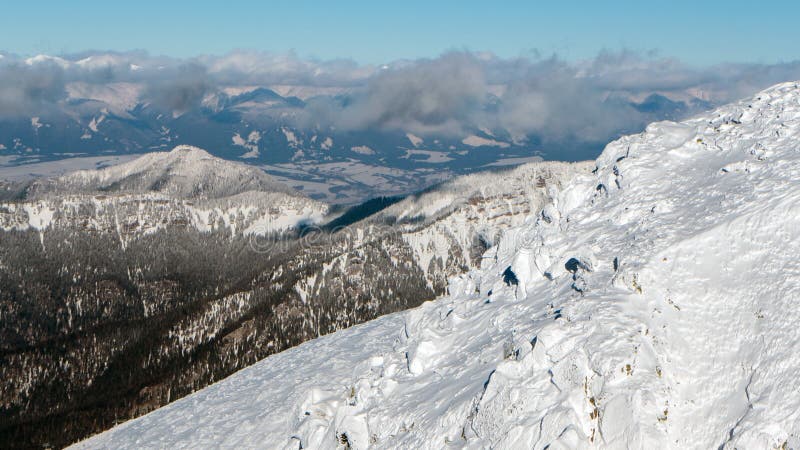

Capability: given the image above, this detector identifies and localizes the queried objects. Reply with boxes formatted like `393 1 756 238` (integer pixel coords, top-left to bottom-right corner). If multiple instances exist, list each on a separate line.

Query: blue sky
1 0 798 65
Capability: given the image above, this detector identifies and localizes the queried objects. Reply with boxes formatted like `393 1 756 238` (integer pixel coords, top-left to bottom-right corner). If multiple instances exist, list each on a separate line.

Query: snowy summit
75 82 800 449
29 145 296 199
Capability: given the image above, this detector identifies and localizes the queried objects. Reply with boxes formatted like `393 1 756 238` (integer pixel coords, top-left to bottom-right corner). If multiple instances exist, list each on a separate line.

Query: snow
484 155 544 167
2 189 326 240
240 148 260 159
45 145 294 199
401 149 454 163
381 161 590 287
351 145 376 155
232 130 262 158
75 82 800 449
75 54 130 69
2 147 328 237
406 133 424 147
231 133 247 147
220 86 260 97
20 203 54 230
282 127 301 147
462 135 510 148
88 115 105 133
65 82 143 115
258 158 451 203
24 54 70 68
241 203 327 235
268 84 352 100
0 154 144 181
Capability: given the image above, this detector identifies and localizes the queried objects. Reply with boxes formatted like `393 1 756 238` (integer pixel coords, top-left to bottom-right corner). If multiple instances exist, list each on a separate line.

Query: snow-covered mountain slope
75 82 800 449
28 145 296 199
0 192 327 237
0 151 590 449
377 161 592 227
371 161 594 288
0 146 328 237
284 161 590 332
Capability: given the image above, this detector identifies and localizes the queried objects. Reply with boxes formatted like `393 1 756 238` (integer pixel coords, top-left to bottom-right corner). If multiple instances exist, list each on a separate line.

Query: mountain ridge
27 145 298 200
0 144 589 448
1 146 328 239
74 81 800 449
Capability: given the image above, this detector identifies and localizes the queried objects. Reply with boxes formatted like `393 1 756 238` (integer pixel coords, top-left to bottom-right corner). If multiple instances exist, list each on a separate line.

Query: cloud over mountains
2 49 800 143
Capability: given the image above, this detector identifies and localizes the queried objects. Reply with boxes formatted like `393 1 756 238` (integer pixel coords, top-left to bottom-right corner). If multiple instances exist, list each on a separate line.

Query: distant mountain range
0 53 717 203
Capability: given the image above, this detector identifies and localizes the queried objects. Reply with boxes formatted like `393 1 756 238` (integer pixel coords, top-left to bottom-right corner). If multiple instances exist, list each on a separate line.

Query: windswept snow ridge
76 82 800 449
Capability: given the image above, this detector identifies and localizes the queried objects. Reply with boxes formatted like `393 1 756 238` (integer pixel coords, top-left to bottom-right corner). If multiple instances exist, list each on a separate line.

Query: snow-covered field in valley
74 82 800 449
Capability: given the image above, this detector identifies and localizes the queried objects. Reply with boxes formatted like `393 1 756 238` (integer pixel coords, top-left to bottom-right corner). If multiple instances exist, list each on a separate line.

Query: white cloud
1 49 799 144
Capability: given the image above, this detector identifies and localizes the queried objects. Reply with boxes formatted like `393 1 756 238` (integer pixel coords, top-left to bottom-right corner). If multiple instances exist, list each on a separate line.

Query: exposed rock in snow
75 82 800 449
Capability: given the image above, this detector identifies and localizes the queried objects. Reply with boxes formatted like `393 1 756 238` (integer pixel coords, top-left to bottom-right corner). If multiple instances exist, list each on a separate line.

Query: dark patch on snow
565 258 581 273
502 266 518 286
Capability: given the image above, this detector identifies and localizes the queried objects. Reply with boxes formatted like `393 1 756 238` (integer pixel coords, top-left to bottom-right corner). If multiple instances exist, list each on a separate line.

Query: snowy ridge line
76 81 800 449
0 193 327 238
386 162 593 288
261 161 592 295
28 145 299 200
0 146 329 238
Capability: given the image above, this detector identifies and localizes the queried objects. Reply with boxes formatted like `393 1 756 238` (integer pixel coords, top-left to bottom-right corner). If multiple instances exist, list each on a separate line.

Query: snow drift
75 82 800 449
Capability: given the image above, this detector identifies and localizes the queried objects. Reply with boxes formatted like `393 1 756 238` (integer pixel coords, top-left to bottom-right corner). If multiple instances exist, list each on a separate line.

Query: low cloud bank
2 49 799 143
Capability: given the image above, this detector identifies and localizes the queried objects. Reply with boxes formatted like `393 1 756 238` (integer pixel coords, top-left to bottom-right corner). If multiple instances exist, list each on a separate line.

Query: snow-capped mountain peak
30 145 296 199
